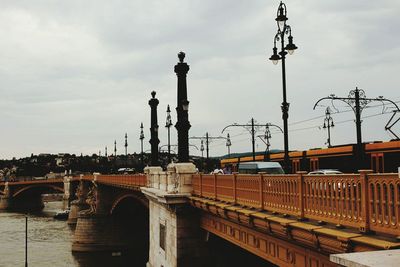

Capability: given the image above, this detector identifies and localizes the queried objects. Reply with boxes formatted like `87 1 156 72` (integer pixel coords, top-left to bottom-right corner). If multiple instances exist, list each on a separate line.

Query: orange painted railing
72 174 147 188
192 171 400 237
96 174 147 187
0 178 64 186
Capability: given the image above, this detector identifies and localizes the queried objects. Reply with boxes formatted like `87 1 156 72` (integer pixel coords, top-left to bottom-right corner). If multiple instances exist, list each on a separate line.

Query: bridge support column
68 180 90 226
0 183 11 210
72 182 126 252
142 163 205 267
72 213 126 252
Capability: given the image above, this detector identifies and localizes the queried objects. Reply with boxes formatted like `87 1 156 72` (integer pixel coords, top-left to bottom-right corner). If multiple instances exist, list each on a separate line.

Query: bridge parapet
192 170 400 238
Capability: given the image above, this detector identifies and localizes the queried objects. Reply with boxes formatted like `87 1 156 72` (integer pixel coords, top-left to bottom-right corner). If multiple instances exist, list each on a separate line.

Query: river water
0 201 144 267
0 201 274 267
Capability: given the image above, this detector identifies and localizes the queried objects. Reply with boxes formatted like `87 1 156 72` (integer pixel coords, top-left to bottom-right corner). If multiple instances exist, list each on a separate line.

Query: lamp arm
267 123 283 133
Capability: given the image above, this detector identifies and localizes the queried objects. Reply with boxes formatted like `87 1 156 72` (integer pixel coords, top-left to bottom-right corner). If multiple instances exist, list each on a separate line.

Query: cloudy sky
1 0 399 160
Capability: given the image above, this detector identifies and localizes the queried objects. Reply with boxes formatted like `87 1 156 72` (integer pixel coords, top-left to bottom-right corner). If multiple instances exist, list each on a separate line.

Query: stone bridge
2 165 400 267
0 178 65 210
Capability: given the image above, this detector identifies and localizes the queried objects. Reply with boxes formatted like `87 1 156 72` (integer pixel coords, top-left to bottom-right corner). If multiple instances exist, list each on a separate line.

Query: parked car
308 169 343 175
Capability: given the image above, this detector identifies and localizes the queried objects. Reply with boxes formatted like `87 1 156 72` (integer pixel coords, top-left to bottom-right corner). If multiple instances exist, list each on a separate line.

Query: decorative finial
178 51 185 63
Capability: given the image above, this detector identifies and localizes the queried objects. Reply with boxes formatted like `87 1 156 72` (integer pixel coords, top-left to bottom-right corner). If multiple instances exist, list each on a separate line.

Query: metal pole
327 122 331 147
354 87 363 168
167 126 171 162
280 32 290 173
25 216 28 267
251 118 256 161
206 132 209 160
140 123 144 168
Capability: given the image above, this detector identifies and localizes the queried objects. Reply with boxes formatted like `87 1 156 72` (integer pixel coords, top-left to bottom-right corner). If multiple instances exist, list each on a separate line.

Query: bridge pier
67 180 90 226
72 213 126 252
72 181 130 252
0 183 11 210
63 175 74 209
142 163 206 267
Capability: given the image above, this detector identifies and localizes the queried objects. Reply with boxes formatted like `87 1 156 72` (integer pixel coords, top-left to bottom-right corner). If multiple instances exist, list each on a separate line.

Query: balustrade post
214 174 217 200
233 174 237 205
259 174 264 210
297 171 307 220
199 173 203 197
360 169 373 233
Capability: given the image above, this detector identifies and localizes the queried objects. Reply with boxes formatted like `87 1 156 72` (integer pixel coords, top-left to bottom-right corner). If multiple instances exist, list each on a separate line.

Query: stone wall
142 162 205 267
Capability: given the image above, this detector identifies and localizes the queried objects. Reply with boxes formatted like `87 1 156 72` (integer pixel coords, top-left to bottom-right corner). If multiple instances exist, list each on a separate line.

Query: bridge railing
96 174 147 187
71 174 147 187
192 171 400 237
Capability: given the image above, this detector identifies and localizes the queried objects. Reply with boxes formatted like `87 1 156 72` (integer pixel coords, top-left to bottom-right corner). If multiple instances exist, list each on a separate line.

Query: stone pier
71 180 128 252
142 163 206 267
67 179 90 226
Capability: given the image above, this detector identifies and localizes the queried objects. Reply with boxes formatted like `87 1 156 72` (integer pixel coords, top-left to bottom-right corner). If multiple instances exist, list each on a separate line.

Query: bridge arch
110 193 148 215
12 184 64 198
108 192 149 265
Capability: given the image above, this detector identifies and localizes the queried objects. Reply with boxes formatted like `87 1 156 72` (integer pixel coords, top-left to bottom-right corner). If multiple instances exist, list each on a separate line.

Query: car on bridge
308 169 343 175
238 162 284 174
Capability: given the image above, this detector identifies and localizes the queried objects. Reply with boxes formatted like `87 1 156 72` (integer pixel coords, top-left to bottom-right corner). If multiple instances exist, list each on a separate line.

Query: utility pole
314 87 400 169
222 119 282 162
190 133 229 172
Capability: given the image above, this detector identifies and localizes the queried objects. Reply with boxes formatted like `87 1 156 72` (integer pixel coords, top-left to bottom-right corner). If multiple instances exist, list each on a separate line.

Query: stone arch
110 193 148 215
12 184 64 198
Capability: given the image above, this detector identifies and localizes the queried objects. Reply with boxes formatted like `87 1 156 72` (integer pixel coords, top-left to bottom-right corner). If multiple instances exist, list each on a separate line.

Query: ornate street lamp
165 104 173 163
269 1 298 173
125 133 128 157
226 133 232 157
323 107 334 147
139 122 144 167
200 139 204 158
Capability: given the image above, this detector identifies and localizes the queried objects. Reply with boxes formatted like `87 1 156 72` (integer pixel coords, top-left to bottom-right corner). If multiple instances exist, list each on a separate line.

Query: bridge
1 164 400 267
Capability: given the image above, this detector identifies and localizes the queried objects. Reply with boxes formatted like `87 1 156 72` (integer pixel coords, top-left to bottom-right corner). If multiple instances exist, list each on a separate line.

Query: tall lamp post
125 133 128 156
257 124 273 161
149 91 160 166
139 122 145 167
174 52 191 162
226 133 232 157
269 1 298 173
125 133 128 166
165 104 173 163
323 107 334 147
